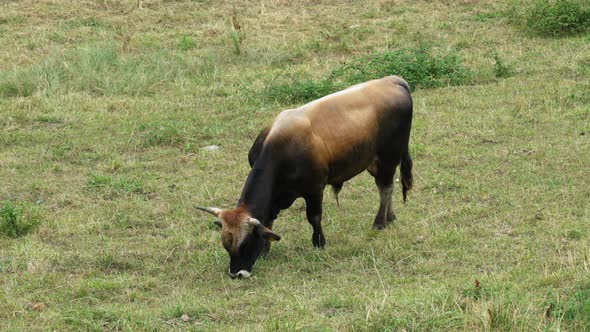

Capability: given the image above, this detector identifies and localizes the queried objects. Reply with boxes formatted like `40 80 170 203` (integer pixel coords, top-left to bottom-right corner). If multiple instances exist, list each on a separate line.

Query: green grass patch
0 44 203 98
330 45 469 89
493 53 513 78
471 12 504 22
86 172 145 198
509 0 590 36
262 45 470 104
546 280 590 329
139 121 187 148
178 34 196 51
229 30 242 55
64 17 104 29
527 0 590 36
262 78 335 105
1 0 589 330
0 201 40 238
62 307 145 331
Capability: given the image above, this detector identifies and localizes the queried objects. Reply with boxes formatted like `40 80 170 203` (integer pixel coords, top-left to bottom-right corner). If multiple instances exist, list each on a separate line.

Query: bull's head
196 206 281 278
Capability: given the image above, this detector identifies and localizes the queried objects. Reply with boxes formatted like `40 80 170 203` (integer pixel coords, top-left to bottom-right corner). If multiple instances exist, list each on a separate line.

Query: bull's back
261 76 411 184
303 76 411 183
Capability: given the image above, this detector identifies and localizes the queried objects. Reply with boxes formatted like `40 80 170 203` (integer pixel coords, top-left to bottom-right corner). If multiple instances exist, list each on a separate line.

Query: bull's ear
261 226 281 242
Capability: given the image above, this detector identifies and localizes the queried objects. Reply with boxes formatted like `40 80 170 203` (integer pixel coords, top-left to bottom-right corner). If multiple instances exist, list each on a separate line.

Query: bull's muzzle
228 269 252 279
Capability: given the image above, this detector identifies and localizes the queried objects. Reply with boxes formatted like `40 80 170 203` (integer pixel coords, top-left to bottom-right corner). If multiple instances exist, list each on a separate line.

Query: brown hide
265 75 411 184
202 75 413 277
217 208 251 252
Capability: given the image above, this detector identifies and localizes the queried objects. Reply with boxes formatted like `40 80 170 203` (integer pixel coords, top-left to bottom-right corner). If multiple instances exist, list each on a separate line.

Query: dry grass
1 0 589 330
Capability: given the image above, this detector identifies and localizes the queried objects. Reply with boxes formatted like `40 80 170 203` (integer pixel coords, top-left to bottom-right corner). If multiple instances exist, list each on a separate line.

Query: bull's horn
246 217 261 228
195 206 222 216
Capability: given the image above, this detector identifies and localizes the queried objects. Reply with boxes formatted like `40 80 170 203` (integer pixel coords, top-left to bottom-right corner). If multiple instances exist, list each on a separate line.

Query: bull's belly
326 153 375 184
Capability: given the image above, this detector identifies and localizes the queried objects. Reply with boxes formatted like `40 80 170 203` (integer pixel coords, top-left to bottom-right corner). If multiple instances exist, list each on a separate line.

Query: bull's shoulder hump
265 109 311 142
303 81 369 108
303 76 408 111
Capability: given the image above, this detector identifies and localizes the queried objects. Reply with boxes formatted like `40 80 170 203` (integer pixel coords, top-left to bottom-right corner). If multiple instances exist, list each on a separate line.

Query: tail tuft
400 150 413 203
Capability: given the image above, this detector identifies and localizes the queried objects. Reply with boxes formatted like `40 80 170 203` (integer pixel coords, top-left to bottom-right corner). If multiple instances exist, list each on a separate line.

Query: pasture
1 0 589 330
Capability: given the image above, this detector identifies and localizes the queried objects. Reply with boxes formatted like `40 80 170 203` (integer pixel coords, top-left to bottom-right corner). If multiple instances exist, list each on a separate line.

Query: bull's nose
228 269 252 278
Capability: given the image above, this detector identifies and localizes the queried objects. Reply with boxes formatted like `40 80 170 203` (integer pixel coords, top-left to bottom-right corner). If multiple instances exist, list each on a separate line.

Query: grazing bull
197 75 413 278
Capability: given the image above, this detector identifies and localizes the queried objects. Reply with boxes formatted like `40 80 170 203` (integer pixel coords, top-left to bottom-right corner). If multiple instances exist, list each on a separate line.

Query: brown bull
198 75 413 278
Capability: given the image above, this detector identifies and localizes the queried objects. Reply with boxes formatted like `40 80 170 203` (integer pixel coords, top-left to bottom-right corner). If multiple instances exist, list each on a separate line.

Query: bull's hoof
386 214 397 224
372 223 386 230
312 233 326 248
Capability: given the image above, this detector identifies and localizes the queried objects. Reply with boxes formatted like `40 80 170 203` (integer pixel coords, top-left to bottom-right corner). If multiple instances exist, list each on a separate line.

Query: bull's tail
400 149 413 203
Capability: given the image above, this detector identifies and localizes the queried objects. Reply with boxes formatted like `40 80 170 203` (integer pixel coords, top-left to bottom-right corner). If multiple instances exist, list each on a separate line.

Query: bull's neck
238 157 277 225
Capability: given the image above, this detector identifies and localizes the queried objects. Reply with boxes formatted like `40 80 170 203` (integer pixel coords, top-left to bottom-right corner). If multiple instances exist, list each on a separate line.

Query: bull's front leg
305 191 325 248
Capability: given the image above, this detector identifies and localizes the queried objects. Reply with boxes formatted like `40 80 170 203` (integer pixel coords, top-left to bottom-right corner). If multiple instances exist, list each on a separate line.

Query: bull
197 75 413 278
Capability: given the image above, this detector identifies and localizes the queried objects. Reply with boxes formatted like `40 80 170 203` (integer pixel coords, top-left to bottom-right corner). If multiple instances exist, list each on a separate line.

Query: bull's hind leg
368 159 398 230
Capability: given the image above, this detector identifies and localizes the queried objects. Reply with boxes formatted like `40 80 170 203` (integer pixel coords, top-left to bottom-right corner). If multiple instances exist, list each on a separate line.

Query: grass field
1 0 589 330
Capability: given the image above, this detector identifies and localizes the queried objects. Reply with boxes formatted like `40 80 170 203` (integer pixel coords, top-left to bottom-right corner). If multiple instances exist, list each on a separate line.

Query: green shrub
0 201 40 238
330 45 469 90
262 45 469 104
525 0 590 36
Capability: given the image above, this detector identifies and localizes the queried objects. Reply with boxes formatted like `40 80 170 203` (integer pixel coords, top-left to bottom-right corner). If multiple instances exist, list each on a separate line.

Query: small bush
525 0 590 36
330 46 469 90
261 45 470 104
0 201 40 238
